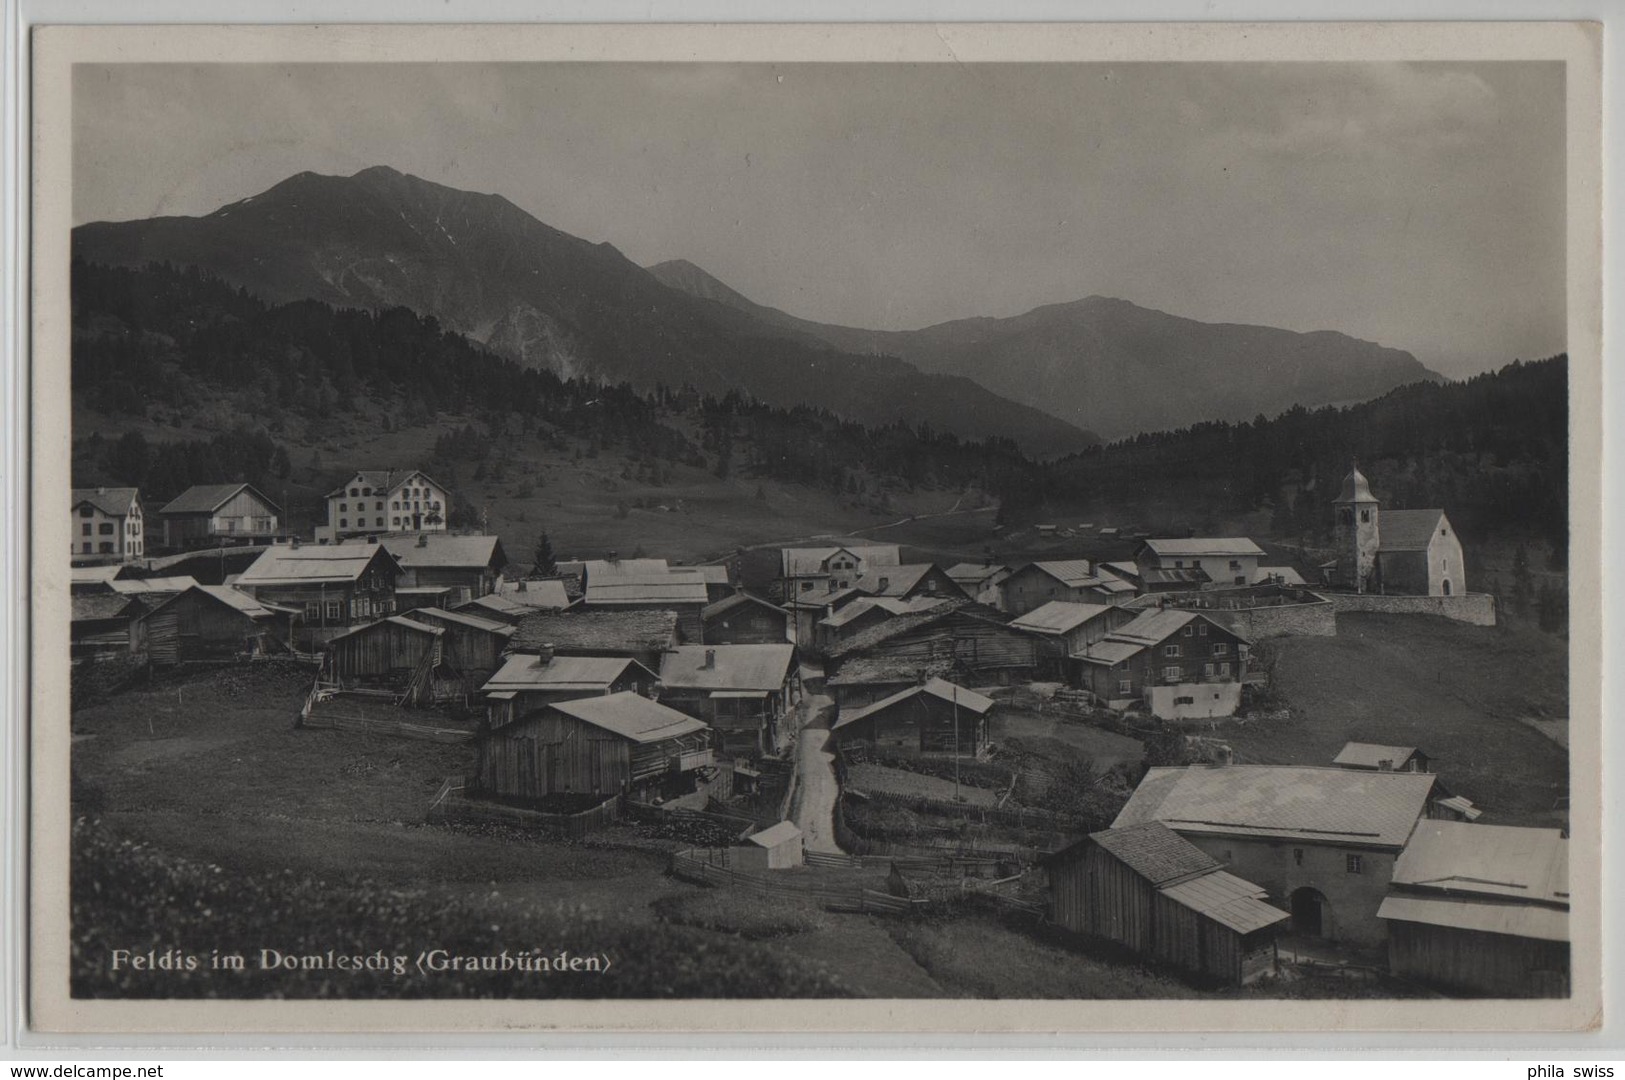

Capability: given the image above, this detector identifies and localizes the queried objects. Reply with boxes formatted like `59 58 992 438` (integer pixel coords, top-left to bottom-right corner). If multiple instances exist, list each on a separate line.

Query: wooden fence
429 785 622 839
300 709 474 744
668 848 921 916
847 787 1104 835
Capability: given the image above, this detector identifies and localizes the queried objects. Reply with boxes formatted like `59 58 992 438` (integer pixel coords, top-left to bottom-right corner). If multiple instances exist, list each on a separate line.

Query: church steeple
1334 461 1381 592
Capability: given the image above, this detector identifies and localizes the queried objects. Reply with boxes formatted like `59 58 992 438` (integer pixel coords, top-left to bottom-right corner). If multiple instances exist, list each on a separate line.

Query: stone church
1332 464 1466 597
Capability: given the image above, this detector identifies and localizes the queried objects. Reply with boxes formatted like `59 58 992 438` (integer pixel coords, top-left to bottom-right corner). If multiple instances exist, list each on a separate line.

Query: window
392 501 400 511
1183 625 1193 636
1117 679 1132 694
1162 665 1181 680
79 506 93 517
81 523 91 536
1174 695 1195 705
1293 848 1304 865
1164 644 1181 657
361 487 372 496
305 601 321 620
1198 623 1207 636
81 542 91 553
326 600 344 622
375 501 384 510
1360 509 1371 523
392 517 401 526
99 522 114 535
350 487 359 497
1230 560 1241 570
1346 854 1364 874
1174 560 1184 569
801 581 814 592
1219 662 1231 676
376 517 385 527
339 502 348 512
1202 663 1215 676
339 518 348 528
99 542 113 553
1212 642 1229 656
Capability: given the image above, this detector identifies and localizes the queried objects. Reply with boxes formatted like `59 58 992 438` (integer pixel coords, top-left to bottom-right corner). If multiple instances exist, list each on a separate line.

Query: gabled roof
584 558 671 579
1251 566 1307 586
144 584 275 620
403 607 515 636
1142 537 1266 558
455 593 542 622
158 482 279 516
1375 894 1568 942
1100 561 1141 582
691 565 732 586
1160 870 1290 936
327 614 444 643
659 644 796 691
108 576 200 595
1086 821 1221 886
236 544 401 587
71 564 125 586
325 469 444 499
833 677 994 731
584 571 710 606
481 653 651 694
510 609 680 654
71 593 148 622
1333 742 1423 769
1013 560 1097 588
782 585 870 611
825 656 957 687
1106 608 1203 646
819 596 933 630
1141 567 1212 587
868 564 961 598
746 821 803 848
547 691 707 744
1377 509 1450 553
71 487 140 516
345 533 505 569
1075 639 1145 666
1010 600 1116 636
702 592 788 622
1391 820 1568 905
493 578 572 610
946 563 1009 585
1113 765 1438 848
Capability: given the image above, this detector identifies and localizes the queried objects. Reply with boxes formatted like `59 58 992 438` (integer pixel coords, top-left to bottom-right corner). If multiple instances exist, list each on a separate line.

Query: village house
658 644 799 758
141 584 282 664
946 562 1012 608
1114 765 1442 949
999 560 1135 616
70 592 150 659
1332 742 1431 774
491 577 572 610
826 601 1041 689
779 544 902 597
234 543 402 648
469 691 713 805
814 596 948 655
1073 608 1250 719
1135 538 1267 590
700 592 791 645
321 616 446 705
1332 464 1467 597
865 564 967 602
318 469 451 543
1008 600 1136 678
831 677 994 758
344 533 507 607
580 560 709 643
1043 821 1289 986
784 586 870 653
398 606 517 697
479 648 659 730
453 592 546 624
155 483 281 551
692 564 736 603
1378 820 1569 997
508 609 680 673
71 486 144 562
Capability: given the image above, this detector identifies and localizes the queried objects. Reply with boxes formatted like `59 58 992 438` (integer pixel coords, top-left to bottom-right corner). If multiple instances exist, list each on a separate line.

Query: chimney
535 643 555 664
516 579 527 593
417 534 429 548
608 549 620 564
290 536 302 549
1214 744 1235 766
97 486 106 495
1378 759 1394 772
703 648 716 670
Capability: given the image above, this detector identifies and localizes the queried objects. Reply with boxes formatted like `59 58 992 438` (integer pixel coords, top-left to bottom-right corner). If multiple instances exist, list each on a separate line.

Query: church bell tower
1334 462 1380 593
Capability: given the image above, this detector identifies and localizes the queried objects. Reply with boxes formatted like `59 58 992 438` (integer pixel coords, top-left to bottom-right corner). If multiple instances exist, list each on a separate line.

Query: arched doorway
1290 887 1330 938
1442 579 1452 596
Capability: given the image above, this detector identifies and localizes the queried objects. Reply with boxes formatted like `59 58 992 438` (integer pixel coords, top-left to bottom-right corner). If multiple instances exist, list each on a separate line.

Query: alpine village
68 167 1570 1002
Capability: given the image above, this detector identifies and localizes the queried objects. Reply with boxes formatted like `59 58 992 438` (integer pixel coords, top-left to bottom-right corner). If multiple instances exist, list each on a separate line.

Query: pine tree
531 531 557 577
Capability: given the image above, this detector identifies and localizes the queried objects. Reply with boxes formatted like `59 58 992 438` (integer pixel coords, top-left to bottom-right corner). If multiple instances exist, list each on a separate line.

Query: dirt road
789 693 843 853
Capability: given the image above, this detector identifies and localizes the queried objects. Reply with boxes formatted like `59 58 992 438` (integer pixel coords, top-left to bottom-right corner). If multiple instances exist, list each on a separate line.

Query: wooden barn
1332 742 1431 774
141 585 282 664
156 482 281 551
1044 821 1288 986
400 606 516 696
70 593 150 658
701 592 790 645
825 656 958 711
826 601 1040 687
1378 820 1569 997
831 677 994 758
658 644 799 758
322 615 445 705
815 596 946 655
480 650 660 730
1008 600 1135 678
469 691 713 804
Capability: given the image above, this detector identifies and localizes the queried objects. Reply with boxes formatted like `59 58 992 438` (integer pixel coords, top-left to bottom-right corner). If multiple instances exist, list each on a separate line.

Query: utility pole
952 683 961 803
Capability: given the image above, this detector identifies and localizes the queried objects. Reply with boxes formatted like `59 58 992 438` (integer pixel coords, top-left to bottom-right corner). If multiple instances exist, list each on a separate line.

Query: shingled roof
1377 509 1450 552
158 482 279 516
509 609 679 654
1089 821 1222 887
71 487 140 516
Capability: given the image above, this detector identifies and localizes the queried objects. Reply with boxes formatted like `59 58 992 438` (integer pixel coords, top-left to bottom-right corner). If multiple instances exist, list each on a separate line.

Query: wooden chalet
783 586 870 654
508 609 679 672
1044 822 1288 986
1114 765 1442 948
825 656 958 711
399 606 516 695
1008 600 1135 678
322 615 446 705
142 584 283 664
999 560 1136 616
865 564 968 602
70 593 150 658
480 650 659 729
156 482 281 551
470 691 712 804
831 677 994 758
701 591 790 645
658 644 798 758
1332 742 1431 774
1378 821 1569 997
825 600 1040 688
234 543 402 649
453 592 543 625
1072 608 1250 720
344 533 507 607
814 596 947 655
946 562 1013 607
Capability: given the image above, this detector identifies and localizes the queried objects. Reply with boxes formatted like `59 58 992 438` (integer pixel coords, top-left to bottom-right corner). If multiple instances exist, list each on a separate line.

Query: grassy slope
1221 612 1568 827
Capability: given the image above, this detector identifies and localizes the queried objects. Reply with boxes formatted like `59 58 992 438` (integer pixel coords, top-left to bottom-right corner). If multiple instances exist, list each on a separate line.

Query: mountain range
74 166 1437 449
648 260 1440 439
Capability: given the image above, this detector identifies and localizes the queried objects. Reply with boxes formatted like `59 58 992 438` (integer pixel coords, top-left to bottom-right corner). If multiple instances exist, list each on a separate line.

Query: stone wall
1205 599 1337 640
1325 592 1497 626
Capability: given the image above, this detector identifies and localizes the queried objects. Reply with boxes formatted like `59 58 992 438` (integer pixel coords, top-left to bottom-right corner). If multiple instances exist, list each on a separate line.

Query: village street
790 692 843 854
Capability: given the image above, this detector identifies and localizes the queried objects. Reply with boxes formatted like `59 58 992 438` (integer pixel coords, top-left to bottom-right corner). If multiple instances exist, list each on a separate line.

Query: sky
73 61 1566 378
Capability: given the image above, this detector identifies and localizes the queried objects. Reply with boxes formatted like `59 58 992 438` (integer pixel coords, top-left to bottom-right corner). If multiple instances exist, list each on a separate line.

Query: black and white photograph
24 21 1603 1035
